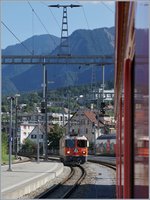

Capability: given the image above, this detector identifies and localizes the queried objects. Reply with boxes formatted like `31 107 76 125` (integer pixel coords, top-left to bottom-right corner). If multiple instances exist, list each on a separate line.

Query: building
51 113 69 126
18 112 69 126
65 109 104 144
90 88 114 103
27 125 45 146
19 122 36 144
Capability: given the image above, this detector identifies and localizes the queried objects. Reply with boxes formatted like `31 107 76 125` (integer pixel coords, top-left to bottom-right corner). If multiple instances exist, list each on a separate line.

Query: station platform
1 160 64 199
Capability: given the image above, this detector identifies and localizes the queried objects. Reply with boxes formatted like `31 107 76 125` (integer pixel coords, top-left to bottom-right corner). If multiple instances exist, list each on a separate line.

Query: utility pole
67 87 71 136
45 68 48 160
102 65 105 102
48 4 81 136
92 122 96 155
48 4 81 56
14 94 20 158
37 118 40 163
42 58 47 159
97 90 100 137
91 65 96 102
101 65 105 134
42 60 48 160
7 96 14 171
41 59 54 159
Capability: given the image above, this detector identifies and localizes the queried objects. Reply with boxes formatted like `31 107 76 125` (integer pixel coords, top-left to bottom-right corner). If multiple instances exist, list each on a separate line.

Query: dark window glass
31 134 36 139
65 139 75 148
77 140 87 147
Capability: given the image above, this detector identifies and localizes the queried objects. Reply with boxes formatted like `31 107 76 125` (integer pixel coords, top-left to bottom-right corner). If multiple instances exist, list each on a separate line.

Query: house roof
64 109 104 127
29 125 45 136
84 110 98 125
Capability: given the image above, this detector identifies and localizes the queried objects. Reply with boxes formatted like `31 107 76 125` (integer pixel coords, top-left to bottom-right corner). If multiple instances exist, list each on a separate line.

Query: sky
1 0 115 49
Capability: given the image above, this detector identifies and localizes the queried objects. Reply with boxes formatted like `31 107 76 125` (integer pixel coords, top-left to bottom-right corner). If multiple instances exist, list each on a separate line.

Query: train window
137 140 143 148
77 140 87 147
137 139 149 148
65 139 75 148
144 141 149 148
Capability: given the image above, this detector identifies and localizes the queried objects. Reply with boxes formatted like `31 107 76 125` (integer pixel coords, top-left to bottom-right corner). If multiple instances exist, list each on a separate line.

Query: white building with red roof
65 109 104 144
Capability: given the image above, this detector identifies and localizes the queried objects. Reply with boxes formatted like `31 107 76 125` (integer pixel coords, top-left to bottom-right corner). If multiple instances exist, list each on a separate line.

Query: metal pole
42 59 46 156
15 100 18 157
92 123 96 155
15 94 20 158
63 111 65 126
94 125 96 155
43 64 46 99
8 97 14 171
102 65 105 102
37 118 40 163
45 68 48 160
68 93 70 135
97 90 100 137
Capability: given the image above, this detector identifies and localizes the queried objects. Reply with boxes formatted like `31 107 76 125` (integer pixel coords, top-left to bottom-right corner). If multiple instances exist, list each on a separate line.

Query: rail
35 164 86 199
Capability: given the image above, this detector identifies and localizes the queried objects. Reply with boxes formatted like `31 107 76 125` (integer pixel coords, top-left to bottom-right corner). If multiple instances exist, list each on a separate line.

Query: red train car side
115 1 149 199
136 136 149 157
95 134 116 156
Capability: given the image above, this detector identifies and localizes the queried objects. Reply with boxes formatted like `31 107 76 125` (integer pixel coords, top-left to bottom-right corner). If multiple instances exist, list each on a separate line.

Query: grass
2 154 15 164
2 145 15 164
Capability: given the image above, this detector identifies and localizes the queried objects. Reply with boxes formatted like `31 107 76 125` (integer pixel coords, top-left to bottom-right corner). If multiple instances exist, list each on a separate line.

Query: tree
48 124 64 150
21 138 37 155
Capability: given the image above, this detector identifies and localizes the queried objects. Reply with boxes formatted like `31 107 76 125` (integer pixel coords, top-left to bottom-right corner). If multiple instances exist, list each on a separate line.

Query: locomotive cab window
65 139 75 148
77 140 87 147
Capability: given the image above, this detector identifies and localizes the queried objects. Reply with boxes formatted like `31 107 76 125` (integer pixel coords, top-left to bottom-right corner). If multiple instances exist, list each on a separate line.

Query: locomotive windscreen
77 140 87 147
65 139 75 148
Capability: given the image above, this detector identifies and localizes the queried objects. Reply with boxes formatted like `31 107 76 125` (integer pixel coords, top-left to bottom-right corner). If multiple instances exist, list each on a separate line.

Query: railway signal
100 102 106 114
41 101 46 113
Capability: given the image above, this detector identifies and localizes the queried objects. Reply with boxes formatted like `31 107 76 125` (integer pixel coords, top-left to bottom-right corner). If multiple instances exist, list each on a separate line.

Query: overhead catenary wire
27 1 58 47
75 1 90 29
100 2 114 14
80 5 90 29
74 1 98 54
75 1 102 98
1 21 32 55
40 1 61 31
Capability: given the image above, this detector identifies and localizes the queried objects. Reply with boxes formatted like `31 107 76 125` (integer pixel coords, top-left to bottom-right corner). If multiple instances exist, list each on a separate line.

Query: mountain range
2 27 115 95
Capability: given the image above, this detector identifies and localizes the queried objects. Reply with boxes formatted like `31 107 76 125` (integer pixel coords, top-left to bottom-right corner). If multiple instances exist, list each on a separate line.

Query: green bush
2 132 8 163
21 139 37 155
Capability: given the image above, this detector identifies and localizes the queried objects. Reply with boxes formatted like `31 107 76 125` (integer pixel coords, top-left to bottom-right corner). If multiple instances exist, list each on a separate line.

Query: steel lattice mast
48 4 81 56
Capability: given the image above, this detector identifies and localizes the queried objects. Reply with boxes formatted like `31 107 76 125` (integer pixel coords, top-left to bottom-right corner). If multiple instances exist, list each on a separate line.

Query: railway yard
1 156 116 199
1 1 149 199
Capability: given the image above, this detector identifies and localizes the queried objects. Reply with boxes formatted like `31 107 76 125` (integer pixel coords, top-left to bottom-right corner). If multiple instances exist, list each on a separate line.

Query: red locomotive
59 135 89 164
115 1 149 199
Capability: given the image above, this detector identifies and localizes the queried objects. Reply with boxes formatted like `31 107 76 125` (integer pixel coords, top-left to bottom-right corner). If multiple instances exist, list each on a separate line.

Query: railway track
88 159 116 171
66 159 116 199
35 164 86 199
11 155 115 198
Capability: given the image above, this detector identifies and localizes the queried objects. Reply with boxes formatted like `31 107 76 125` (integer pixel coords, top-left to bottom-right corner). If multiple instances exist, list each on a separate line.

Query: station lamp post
37 118 40 163
14 94 20 158
7 96 15 171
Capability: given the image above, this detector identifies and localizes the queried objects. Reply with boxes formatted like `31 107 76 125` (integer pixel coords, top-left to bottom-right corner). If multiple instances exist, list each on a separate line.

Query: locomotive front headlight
67 150 70 154
82 151 86 154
